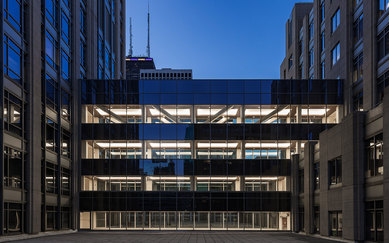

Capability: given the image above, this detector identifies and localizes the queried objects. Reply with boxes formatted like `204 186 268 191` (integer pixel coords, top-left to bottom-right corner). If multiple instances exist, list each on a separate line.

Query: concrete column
25 0 43 234
304 141 317 234
383 87 389 243
291 154 300 232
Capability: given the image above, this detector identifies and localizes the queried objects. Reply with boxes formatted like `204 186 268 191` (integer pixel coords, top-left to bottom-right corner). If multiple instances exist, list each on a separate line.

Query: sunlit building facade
79 78 342 230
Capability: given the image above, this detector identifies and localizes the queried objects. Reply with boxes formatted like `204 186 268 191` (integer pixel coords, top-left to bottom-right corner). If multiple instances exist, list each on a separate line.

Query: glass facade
79 79 342 230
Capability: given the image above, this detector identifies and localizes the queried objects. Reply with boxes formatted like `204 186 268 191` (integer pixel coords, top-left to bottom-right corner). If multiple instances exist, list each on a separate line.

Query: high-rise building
0 0 125 235
281 1 389 242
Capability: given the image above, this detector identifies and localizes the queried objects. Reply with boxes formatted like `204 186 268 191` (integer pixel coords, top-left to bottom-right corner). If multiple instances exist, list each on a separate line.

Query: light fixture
148 176 190 180
196 177 238 180
245 142 290 148
96 142 142 148
96 176 142 180
197 143 238 148
245 177 280 180
149 142 191 148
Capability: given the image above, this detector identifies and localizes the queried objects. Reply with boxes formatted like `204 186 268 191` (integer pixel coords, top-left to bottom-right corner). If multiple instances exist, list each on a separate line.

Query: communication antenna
129 17 133 57
147 2 151 58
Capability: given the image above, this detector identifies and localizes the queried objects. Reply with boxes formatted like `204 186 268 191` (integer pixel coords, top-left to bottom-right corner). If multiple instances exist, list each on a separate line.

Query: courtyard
9 231 344 243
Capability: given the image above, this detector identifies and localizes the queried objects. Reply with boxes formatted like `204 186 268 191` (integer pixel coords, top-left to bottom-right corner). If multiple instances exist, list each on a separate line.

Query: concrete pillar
291 154 300 232
25 0 42 234
304 141 317 234
383 87 389 243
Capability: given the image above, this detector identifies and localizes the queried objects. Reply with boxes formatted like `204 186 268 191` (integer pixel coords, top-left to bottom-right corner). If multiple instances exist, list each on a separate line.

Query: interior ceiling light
197 143 238 148
149 143 191 148
301 109 329 116
245 142 290 148
96 142 142 148
197 109 238 116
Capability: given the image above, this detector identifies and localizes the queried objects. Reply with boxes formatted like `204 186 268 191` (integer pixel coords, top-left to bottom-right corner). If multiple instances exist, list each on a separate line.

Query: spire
129 17 133 57
147 2 151 58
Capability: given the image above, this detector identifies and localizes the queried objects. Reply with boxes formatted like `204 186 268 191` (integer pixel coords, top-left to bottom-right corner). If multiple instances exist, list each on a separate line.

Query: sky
126 0 312 79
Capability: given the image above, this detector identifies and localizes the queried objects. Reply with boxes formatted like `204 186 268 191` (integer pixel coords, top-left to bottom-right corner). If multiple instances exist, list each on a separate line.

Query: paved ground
10 231 343 243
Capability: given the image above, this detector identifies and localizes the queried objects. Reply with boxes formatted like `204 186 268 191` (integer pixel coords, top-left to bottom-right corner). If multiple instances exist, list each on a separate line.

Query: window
46 163 58 194
80 41 86 68
298 39 303 57
61 50 70 82
320 32 325 52
332 43 340 66
309 49 314 68
3 147 23 189
3 203 23 234
61 12 70 45
331 9 340 33
353 90 363 111
353 0 362 8
61 129 71 157
377 26 389 61
379 0 389 18
376 70 389 104
45 32 56 67
288 55 293 70
45 0 56 26
46 75 58 110
366 200 384 242
80 7 86 35
309 22 314 41
3 35 22 83
313 163 320 190
321 61 325 79
353 14 363 44
46 118 58 152
320 2 325 23
3 0 21 31
288 17 293 47
329 211 343 237
329 156 342 185
4 91 23 136
46 206 57 230
61 90 70 120
353 52 363 83
366 134 383 177
61 168 70 195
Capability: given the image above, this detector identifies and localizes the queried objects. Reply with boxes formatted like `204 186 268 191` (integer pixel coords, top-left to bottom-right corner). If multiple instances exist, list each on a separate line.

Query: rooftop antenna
147 2 151 58
129 17 133 57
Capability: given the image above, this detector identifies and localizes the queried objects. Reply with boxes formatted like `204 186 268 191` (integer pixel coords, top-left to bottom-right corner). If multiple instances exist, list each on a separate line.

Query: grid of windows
61 11 70 45
377 26 389 61
378 0 389 18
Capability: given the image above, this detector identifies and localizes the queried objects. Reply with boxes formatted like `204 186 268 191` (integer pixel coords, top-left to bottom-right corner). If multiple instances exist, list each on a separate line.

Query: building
125 57 156 80
1 0 125 235
78 78 342 230
281 0 389 242
140 69 192 80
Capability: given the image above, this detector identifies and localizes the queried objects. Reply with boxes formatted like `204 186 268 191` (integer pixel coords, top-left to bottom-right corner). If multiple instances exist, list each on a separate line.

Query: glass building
79 78 343 230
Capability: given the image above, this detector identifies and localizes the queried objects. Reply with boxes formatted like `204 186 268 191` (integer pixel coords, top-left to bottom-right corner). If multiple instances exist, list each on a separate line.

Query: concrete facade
282 1 389 242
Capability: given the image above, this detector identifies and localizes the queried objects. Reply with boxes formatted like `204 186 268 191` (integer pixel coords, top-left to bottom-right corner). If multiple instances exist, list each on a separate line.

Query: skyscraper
1 0 125 235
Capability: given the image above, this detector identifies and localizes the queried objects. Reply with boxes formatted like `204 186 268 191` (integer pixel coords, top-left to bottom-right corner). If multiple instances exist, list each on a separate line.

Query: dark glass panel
160 80 177 93
211 80 227 93
228 80 244 93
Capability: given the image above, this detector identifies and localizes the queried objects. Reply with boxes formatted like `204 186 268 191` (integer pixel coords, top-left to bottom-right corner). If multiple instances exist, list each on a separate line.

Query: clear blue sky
126 0 312 79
